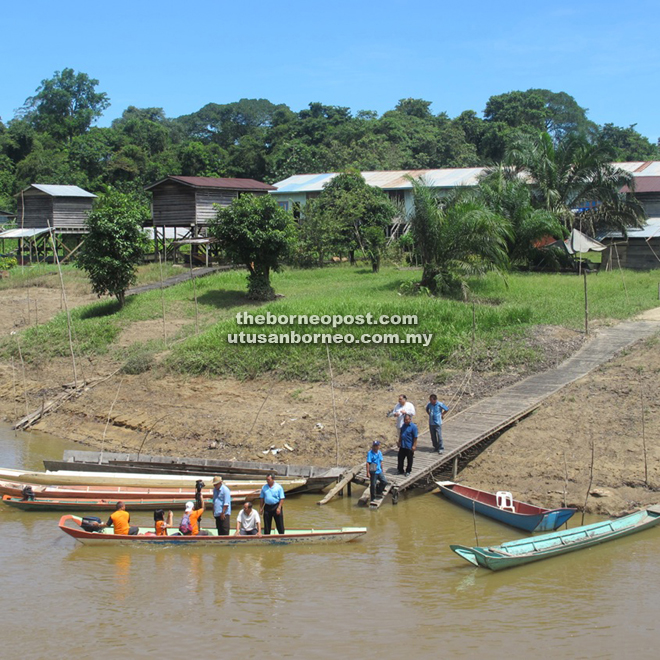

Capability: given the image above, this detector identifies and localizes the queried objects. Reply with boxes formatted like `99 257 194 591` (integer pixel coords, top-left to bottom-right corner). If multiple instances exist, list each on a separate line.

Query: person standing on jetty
260 474 285 534
397 413 418 476
389 395 416 438
367 440 388 504
426 393 449 454
212 475 232 536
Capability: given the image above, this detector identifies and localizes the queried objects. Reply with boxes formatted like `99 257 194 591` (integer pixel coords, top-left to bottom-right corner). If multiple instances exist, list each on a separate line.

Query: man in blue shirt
367 440 388 504
260 473 285 534
426 393 449 454
212 476 232 536
397 413 418 476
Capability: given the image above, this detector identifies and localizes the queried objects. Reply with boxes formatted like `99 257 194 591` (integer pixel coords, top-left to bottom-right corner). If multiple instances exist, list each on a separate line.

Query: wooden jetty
321 318 660 509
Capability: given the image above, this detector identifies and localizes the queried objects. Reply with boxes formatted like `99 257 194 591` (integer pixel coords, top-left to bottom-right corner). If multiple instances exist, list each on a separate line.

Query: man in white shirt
236 501 262 536
391 394 416 432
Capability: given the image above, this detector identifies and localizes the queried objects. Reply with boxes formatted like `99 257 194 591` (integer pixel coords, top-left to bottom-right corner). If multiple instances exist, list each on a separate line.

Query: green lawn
4 264 659 382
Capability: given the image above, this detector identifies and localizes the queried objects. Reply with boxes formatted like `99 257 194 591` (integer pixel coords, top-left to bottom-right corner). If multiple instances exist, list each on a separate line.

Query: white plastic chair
496 491 515 512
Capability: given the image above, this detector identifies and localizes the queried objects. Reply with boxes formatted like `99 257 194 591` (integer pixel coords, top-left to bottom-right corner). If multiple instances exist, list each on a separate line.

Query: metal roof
145 175 275 192
613 162 660 176
621 176 660 194
0 227 50 239
19 184 97 198
272 168 488 193
599 218 660 240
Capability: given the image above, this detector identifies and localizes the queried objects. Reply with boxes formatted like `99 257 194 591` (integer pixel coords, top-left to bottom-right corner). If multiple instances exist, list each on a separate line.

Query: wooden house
600 219 660 270
145 176 275 233
15 184 96 232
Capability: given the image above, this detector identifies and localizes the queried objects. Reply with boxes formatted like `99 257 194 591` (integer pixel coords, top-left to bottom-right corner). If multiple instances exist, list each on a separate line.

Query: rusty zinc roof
146 176 275 192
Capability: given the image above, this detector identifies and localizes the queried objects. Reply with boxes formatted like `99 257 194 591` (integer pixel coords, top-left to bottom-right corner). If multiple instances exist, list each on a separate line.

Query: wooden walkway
126 266 227 296
350 318 660 509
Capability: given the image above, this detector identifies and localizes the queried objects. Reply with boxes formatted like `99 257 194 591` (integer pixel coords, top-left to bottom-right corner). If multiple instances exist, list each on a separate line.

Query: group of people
367 393 448 504
100 473 287 537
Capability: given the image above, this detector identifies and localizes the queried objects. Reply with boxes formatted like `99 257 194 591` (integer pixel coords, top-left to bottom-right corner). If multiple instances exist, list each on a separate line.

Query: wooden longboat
59 515 368 546
0 467 305 491
435 481 576 532
0 479 257 501
450 506 660 571
2 493 257 511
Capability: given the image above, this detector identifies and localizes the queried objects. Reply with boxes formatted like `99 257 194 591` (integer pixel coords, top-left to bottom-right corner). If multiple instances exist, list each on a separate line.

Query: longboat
59 515 367 546
435 481 576 532
0 467 305 491
2 492 257 511
0 479 257 502
450 506 660 571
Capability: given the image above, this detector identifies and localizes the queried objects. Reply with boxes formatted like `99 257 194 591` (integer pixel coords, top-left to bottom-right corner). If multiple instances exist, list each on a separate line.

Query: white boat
0 467 305 491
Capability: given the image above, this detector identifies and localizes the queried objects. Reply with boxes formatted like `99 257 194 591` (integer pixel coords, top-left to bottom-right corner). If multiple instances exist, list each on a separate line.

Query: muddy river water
0 423 658 659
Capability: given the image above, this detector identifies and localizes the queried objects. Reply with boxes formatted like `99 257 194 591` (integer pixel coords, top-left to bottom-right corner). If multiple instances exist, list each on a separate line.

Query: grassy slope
3 265 659 381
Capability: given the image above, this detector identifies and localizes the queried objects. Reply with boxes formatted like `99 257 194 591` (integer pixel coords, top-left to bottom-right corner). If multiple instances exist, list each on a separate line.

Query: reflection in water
2 423 660 658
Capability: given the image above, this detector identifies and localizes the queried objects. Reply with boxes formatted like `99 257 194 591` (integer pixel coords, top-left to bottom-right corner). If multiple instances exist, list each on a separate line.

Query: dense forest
1 68 658 212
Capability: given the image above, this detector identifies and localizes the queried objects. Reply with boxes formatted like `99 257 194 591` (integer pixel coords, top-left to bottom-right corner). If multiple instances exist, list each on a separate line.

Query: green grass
3 264 659 381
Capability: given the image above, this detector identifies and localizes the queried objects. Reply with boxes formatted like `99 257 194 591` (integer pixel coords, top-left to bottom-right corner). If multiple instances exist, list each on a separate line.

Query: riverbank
0 266 659 515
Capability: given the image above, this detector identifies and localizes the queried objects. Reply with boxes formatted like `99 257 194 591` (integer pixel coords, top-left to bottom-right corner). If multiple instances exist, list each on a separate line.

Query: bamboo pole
190 256 199 334
581 440 595 526
472 500 479 546
10 356 18 421
614 243 629 305
158 253 167 343
100 377 125 462
583 270 589 337
12 333 29 417
640 378 648 487
326 344 340 467
563 450 568 508
47 221 78 386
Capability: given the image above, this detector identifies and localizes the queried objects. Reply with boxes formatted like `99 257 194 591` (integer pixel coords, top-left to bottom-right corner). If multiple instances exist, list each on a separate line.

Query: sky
2 0 659 142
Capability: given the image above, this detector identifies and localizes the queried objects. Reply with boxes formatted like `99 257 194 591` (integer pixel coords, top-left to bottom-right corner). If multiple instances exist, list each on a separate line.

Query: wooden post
641 379 648 487
452 456 458 479
581 439 595 525
583 270 589 337
326 345 340 467
158 254 167 343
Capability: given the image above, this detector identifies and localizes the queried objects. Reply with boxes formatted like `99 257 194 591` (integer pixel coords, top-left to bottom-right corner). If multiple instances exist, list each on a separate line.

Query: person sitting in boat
236 501 262 537
99 501 139 535
154 509 173 536
179 496 208 536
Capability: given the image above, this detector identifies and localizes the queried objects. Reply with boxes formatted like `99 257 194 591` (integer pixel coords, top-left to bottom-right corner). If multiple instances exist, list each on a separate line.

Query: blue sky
2 0 658 142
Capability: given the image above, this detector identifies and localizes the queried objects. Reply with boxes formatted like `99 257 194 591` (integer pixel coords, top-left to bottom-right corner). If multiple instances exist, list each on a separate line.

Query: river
0 423 658 659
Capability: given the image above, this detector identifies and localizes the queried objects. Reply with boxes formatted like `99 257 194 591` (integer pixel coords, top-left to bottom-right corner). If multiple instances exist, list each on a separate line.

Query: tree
77 191 149 307
476 166 565 267
20 69 110 142
597 123 659 162
407 177 511 297
309 171 397 272
506 131 646 233
209 194 296 300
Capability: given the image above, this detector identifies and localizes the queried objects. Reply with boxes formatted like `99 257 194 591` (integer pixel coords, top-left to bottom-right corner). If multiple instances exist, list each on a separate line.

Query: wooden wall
152 182 196 226
16 191 53 228
52 197 94 229
602 240 660 270
195 189 238 225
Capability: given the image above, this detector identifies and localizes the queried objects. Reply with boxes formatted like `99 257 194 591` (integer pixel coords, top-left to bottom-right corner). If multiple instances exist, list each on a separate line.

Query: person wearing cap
367 440 388 504
179 493 207 536
212 475 232 536
397 412 418 476
260 474 285 534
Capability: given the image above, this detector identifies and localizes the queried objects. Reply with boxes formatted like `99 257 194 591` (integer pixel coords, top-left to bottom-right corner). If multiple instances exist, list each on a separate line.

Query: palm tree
476 165 565 267
406 177 511 299
505 132 645 234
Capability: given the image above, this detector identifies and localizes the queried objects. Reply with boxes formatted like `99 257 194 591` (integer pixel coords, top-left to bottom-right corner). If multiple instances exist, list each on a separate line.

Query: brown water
1 423 659 659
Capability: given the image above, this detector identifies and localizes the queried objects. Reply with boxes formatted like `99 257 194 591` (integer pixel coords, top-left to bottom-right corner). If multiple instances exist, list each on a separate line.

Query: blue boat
451 506 660 571
435 481 576 532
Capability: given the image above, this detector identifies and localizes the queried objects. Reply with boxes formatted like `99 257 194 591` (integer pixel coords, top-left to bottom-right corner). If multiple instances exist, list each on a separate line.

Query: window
278 201 289 211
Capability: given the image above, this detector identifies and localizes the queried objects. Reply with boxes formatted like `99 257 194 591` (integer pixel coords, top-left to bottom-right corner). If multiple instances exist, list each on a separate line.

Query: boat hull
450 507 660 571
436 481 575 532
0 479 257 501
0 467 305 491
59 515 367 546
2 493 255 511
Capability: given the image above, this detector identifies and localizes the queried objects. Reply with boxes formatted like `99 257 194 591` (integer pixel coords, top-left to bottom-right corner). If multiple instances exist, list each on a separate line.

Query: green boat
451 505 660 571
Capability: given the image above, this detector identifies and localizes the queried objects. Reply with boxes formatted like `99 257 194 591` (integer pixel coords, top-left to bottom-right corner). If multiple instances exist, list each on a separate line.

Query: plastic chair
496 491 515 512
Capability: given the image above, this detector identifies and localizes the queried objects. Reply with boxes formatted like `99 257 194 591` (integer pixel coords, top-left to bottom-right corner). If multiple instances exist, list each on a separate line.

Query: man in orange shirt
100 501 139 535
